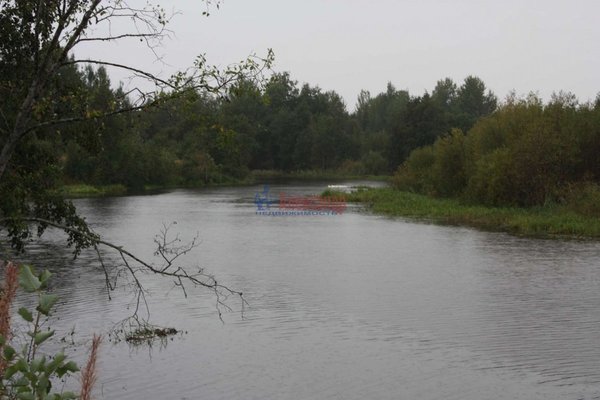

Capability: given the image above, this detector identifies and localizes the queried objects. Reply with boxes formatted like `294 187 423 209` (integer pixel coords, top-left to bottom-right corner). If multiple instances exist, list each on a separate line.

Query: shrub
0 263 100 400
562 182 600 217
393 145 435 194
430 129 466 197
360 151 388 175
465 148 517 206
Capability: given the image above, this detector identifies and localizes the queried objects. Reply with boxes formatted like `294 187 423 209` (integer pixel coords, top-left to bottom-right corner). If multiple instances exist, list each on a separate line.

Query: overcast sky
75 0 600 111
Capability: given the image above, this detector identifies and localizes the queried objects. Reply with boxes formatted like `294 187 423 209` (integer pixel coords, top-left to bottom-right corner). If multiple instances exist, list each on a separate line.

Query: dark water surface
13 182 600 399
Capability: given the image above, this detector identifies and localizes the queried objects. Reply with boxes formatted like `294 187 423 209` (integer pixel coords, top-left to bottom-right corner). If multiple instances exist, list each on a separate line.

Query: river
12 181 600 399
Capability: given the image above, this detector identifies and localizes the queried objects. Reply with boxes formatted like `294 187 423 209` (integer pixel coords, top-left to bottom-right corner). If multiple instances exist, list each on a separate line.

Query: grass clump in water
61 183 127 197
323 187 600 239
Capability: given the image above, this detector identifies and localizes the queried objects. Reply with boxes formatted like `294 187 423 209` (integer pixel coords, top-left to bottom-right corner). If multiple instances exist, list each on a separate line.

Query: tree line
8 54 598 214
57 66 499 188
394 92 600 214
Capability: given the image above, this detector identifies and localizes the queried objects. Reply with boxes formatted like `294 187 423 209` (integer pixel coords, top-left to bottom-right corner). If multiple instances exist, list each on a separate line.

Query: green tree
389 93 446 168
455 75 497 133
0 1 268 331
0 0 273 251
431 77 457 110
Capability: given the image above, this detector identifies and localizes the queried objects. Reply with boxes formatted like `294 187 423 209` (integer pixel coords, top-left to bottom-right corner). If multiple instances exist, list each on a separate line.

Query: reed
80 334 102 400
0 262 18 376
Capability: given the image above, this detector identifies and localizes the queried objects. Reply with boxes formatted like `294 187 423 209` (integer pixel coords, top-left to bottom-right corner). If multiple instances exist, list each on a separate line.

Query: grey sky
76 0 600 110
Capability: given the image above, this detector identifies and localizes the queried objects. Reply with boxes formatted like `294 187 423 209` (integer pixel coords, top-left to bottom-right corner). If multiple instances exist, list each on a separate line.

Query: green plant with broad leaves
0 265 79 400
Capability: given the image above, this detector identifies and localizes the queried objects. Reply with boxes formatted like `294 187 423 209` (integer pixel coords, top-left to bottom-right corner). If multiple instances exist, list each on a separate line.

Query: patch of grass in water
61 184 127 197
323 188 600 239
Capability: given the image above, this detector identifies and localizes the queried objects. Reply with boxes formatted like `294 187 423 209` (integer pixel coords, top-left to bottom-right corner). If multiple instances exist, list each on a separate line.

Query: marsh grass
323 188 600 239
61 184 127 197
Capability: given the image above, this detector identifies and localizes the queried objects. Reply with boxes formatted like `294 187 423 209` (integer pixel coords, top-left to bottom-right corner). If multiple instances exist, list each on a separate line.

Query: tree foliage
394 92 600 210
0 2 501 250
55 73 498 194
0 0 272 251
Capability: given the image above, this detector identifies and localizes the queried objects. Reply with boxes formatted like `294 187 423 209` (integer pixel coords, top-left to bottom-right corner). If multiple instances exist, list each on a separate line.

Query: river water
10 182 600 399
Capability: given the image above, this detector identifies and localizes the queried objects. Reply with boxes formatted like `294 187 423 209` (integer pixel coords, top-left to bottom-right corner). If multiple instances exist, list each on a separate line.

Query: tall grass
80 334 102 400
61 184 127 197
324 188 600 239
0 262 18 376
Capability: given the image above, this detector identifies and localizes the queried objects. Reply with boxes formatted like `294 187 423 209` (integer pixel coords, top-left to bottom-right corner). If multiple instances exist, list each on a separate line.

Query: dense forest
52 64 499 188
394 93 600 211
7 58 600 216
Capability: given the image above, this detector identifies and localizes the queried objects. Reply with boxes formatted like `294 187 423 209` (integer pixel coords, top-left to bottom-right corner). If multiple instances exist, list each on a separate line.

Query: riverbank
250 170 390 182
323 187 600 239
60 184 129 197
61 171 391 198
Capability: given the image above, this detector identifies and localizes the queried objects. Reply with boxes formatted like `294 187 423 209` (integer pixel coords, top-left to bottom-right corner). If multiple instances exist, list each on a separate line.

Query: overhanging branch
62 59 175 89
75 32 166 43
0 217 247 322
18 103 152 137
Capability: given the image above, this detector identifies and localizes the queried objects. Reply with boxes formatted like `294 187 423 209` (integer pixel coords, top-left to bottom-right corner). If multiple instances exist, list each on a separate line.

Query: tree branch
75 32 166 43
0 217 247 322
18 102 153 137
62 59 175 89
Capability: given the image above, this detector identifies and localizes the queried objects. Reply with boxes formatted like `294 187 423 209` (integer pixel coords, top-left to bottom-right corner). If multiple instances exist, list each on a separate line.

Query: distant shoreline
60 171 391 198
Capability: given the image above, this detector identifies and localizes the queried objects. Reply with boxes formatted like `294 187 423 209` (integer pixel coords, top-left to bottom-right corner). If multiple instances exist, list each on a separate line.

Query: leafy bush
0 264 99 400
562 182 600 217
430 129 466 197
394 93 600 208
360 151 388 175
465 148 516 206
393 146 435 194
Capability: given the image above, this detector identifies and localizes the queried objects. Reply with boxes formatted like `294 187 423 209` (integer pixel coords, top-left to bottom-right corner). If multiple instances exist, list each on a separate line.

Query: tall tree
0 0 273 250
389 93 446 168
455 75 497 132
0 0 272 321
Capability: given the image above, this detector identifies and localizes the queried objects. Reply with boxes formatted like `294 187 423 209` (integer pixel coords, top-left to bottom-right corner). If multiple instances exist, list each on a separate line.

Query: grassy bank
323 187 600 239
61 176 256 198
61 184 128 197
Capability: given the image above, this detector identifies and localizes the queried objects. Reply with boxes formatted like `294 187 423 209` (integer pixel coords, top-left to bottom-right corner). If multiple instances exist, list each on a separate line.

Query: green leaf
5 359 28 379
37 294 59 316
60 392 78 400
19 265 41 293
18 307 34 322
57 361 79 377
15 358 28 373
47 352 66 373
36 374 50 395
17 393 35 400
63 361 79 373
4 364 19 379
14 376 29 387
34 330 54 345
39 270 52 288
3 345 16 361
31 355 46 372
